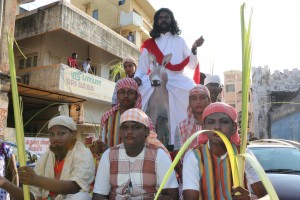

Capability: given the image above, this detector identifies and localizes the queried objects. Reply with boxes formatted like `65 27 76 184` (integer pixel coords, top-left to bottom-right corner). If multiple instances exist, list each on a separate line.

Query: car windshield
250 147 300 172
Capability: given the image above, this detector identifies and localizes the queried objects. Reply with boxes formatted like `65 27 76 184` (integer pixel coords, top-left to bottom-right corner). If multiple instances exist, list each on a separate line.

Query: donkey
146 53 172 146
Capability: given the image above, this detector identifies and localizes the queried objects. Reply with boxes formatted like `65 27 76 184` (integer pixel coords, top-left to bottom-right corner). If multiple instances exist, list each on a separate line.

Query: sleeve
93 149 111 195
112 83 118 105
3 143 13 158
134 49 150 78
29 155 45 199
181 38 198 70
68 145 95 192
173 126 183 151
156 149 178 189
182 150 200 191
245 148 261 184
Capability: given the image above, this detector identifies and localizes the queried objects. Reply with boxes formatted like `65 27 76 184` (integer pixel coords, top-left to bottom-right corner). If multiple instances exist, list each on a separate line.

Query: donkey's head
148 53 172 87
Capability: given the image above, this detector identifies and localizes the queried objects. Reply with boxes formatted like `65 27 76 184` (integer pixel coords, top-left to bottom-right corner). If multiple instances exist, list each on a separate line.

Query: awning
9 83 86 109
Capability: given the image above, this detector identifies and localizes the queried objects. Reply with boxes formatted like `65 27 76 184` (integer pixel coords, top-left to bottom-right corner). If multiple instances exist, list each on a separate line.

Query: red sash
141 38 200 83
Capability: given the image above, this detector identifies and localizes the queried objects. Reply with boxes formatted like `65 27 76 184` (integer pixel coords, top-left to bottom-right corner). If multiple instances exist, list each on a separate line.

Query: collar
160 32 171 37
207 141 228 160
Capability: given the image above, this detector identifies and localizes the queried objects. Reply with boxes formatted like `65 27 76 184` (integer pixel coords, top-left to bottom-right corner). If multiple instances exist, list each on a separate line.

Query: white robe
135 32 198 145
30 142 95 200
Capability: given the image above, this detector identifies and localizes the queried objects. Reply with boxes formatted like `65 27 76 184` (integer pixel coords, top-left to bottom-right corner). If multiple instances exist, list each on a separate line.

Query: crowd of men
0 7 268 200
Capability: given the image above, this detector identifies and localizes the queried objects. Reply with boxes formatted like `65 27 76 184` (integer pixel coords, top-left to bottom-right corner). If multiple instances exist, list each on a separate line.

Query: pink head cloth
198 102 240 145
120 108 169 154
100 78 142 127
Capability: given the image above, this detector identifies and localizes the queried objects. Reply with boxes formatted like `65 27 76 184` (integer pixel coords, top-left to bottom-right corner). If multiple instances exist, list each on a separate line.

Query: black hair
150 8 181 39
72 53 77 57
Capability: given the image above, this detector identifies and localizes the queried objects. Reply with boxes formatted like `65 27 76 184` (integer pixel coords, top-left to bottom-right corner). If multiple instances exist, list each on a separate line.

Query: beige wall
71 0 155 48
223 70 254 136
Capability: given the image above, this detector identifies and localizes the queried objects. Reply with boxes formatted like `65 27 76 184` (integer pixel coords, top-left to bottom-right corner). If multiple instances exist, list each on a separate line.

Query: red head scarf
199 102 240 145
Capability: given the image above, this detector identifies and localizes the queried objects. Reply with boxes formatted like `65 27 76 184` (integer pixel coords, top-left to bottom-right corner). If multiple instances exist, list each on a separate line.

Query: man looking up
134 8 205 147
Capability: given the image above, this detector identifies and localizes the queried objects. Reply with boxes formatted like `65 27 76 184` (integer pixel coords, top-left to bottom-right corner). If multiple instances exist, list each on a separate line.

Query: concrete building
6 0 155 146
252 66 300 141
71 0 155 48
1 0 34 139
223 70 254 138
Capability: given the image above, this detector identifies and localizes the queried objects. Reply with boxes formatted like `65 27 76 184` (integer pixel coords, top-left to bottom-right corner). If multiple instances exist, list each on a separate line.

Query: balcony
16 64 115 103
15 1 140 60
120 11 143 29
119 11 151 40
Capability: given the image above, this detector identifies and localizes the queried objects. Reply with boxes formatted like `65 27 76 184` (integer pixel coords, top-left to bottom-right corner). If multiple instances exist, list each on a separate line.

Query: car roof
248 139 300 149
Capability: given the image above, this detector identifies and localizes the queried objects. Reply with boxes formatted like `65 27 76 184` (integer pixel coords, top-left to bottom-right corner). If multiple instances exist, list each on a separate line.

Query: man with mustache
0 116 95 200
93 108 179 200
101 78 167 152
134 8 204 149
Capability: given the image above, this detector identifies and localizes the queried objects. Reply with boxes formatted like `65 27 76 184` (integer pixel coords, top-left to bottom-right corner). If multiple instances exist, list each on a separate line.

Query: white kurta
135 32 198 145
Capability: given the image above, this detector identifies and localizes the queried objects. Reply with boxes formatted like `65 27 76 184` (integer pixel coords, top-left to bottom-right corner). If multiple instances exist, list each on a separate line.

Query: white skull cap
204 75 221 85
48 116 77 131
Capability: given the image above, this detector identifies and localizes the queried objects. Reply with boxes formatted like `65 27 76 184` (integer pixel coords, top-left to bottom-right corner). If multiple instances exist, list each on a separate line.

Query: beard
158 22 171 33
50 145 70 160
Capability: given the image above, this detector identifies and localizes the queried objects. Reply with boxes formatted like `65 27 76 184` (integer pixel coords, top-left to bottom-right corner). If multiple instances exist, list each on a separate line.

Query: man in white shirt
182 102 267 200
93 108 178 200
111 56 137 107
134 8 204 147
82 58 93 74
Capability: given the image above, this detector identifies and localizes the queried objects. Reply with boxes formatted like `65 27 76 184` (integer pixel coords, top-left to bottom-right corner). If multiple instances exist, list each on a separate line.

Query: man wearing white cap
112 56 137 106
0 116 95 200
204 74 223 103
93 108 179 200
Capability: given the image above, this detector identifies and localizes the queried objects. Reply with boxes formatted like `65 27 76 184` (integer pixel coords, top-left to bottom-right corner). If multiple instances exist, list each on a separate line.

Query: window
18 54 38 69
26 57 32 68
91 65 96 75
92 9 98 20
225 84 235 92
19 59 25 69
33 56 38 67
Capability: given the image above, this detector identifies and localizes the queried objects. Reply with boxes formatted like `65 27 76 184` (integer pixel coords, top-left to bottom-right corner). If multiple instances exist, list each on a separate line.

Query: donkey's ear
148 53 157 64
162 54 172 67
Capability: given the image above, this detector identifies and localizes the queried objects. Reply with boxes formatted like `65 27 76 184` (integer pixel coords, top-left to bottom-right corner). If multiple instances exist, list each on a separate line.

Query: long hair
150 8 181 39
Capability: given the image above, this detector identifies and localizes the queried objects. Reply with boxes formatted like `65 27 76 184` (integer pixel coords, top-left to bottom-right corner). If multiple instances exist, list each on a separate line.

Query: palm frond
109 62 126 81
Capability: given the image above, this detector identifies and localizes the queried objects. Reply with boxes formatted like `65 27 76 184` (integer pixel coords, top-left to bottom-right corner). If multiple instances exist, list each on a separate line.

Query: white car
248 139 300 200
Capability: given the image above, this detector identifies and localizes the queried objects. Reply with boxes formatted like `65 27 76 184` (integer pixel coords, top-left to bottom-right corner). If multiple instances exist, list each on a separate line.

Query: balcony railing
119 11 143 28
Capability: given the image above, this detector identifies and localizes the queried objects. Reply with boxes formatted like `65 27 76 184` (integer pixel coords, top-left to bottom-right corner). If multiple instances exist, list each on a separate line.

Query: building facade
71 0 155 48
252 66 300 142
223 70 254 138
7 0 155 145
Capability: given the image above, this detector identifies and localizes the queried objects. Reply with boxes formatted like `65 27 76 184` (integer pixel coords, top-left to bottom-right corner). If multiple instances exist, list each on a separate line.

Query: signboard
25 137 50 156
59 66 114 102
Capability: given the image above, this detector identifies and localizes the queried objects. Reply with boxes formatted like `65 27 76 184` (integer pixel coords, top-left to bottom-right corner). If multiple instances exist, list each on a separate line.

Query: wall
252 66 300 141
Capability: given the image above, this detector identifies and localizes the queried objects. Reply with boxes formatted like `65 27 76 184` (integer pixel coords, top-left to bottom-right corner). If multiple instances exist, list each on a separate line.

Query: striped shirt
183 143 260 200
101 110 121 147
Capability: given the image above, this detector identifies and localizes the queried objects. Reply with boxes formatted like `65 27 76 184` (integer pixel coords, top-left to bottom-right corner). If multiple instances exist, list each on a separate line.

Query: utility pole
0 0 18 137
